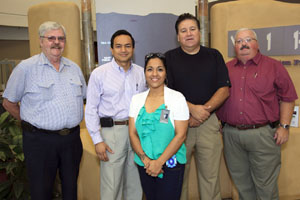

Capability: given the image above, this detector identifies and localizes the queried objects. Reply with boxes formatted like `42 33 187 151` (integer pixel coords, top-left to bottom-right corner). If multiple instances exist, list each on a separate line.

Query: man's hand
274 127 289 145
95 142 114 161
190 104 211 123
188 115 201 128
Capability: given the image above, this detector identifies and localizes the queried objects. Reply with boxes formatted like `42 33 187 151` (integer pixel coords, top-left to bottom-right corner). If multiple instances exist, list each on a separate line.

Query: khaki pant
223 124 280 200
181 113 222 200
100 125 142 200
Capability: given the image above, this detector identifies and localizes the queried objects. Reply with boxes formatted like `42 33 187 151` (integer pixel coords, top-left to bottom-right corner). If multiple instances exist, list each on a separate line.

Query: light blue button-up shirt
3 53 86 130
85 58 146 144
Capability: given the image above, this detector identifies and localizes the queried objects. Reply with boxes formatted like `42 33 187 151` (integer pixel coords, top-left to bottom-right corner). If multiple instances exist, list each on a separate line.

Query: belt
114 120 129 125
226 121 279 130
21 120 79 136
100 117 129 127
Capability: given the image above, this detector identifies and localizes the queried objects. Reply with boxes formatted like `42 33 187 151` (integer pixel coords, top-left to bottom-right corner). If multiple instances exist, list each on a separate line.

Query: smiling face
235 30 259 64
40 28 65 62
110 34 134 69
177 19 201 54
145 58 166 90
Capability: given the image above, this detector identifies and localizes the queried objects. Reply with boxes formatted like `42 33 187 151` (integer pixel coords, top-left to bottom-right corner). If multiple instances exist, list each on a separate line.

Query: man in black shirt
165 13 230 200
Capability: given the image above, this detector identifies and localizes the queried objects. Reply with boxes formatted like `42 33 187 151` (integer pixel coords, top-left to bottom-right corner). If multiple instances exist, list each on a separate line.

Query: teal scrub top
134 104 187 168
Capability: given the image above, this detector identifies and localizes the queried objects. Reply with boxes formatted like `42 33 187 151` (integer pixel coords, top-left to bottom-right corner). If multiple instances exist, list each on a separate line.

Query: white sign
291 106 299 128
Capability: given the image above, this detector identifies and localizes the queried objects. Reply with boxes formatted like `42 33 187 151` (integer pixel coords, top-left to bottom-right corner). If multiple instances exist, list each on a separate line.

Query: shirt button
240 112 243 115
241 88 243 90
240 99 242 101
242 77 245 79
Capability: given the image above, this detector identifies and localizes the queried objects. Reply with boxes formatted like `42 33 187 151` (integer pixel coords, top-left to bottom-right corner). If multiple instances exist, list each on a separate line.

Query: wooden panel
27 2 82 68
211 0 300 198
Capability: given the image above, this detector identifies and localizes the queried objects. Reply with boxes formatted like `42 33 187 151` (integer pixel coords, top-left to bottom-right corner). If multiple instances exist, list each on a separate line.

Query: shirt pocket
36 80 55 100
68 76 83 97
247 75 274 97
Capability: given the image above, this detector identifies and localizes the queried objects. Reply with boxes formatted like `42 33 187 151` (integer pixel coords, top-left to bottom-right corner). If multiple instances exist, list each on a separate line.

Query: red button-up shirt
217 52 298 125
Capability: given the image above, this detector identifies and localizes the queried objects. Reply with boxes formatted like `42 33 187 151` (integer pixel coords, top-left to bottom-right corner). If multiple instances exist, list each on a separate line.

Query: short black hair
175 13 200 34
110 29 135 48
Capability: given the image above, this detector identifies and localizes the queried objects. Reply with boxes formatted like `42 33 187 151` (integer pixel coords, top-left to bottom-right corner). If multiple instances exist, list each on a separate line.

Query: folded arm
188 86 229 124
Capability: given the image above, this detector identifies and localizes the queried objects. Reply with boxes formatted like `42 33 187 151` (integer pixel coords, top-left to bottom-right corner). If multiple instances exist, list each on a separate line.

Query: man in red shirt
217 28 297 200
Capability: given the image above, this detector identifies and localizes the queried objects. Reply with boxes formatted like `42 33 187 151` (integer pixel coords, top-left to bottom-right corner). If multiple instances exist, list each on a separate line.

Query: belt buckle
236 124 249 130
59 128 70 136
237 124 245 129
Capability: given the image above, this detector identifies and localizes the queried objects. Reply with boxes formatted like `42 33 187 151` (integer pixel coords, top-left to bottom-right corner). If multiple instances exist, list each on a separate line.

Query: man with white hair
217 28 297 200
3 21 86 200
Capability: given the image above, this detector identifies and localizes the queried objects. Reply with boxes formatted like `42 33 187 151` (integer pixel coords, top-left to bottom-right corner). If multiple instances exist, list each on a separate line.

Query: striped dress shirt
85 58 147 144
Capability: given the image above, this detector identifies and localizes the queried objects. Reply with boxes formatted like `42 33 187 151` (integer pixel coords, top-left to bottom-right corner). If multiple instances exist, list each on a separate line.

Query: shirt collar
234 51 262 67
111 57 133 72
39 52 71 71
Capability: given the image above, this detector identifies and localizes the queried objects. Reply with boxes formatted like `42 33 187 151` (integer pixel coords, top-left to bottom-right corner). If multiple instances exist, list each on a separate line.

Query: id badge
160 109 170 124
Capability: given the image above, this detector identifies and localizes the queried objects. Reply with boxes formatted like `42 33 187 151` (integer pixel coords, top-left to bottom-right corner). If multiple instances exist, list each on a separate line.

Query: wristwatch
279 123 290 130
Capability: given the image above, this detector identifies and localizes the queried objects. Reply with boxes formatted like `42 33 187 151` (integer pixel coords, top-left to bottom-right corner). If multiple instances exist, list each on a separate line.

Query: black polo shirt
165 46 230 105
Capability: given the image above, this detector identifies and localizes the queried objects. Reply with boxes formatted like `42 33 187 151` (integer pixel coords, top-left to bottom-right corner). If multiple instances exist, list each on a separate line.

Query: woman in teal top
129 53 189 200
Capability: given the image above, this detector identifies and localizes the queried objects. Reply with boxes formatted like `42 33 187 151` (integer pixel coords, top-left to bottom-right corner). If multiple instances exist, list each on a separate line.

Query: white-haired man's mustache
51 44 62 49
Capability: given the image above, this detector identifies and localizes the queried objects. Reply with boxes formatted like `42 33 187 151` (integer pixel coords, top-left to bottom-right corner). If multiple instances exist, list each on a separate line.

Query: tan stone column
81 0 95 80
198 0 209 47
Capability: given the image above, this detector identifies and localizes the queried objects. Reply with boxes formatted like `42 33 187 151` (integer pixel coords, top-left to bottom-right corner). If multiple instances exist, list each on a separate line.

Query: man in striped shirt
85 30 146 200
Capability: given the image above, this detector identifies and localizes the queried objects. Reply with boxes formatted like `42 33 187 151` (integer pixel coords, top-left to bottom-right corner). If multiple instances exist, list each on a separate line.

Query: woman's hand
145 160 164 177
142 155 151 169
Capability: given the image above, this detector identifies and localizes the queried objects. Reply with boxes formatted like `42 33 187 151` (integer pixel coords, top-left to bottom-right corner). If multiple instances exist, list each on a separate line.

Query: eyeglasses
145 52 165 63
41 36 66 42
235 37 256 44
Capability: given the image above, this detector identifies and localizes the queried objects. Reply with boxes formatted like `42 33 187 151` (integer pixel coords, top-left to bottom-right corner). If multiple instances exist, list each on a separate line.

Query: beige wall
211 0 300 198
0 40 29 60
0 0 96 29
0 0 209 30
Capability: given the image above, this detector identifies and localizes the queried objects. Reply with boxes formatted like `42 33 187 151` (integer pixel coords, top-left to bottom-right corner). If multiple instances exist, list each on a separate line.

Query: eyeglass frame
40 36 66 43
235 37 257 45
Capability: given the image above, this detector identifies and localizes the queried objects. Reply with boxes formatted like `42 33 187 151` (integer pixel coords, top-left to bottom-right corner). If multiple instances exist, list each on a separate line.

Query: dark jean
138 163 185 200
22 126 82 200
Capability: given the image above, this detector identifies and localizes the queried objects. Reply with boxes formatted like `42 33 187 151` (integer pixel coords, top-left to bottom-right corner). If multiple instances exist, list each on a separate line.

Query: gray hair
235 28 257 40
38 21 66 37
